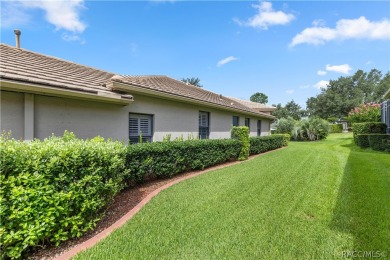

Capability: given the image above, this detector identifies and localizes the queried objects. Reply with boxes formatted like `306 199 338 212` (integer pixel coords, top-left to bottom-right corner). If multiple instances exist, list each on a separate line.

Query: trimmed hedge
126 139 241 182
368 134 390 152
249 135 284 155
352 122 387 144
0 132 129 259
273 134 290 146
231 126 250 161
356 134 370 148
2 129 288 258
330 124 343 133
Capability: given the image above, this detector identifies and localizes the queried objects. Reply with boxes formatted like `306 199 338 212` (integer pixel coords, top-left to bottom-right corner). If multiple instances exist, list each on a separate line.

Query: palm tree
181 77 202 88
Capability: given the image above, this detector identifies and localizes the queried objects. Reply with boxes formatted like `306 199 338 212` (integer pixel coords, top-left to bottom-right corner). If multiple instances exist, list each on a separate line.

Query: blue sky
1 1 389 107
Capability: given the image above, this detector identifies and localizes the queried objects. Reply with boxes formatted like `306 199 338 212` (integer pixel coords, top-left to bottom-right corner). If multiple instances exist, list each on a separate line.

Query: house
0 43 275 143
226 97 276 115
381 88 390 133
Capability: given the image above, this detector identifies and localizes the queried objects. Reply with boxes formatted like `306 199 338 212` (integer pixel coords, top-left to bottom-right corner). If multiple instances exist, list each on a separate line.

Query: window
129 114 153 144
257 120 262 136
232 116 240 127
199 111 209 139
245 118 250 128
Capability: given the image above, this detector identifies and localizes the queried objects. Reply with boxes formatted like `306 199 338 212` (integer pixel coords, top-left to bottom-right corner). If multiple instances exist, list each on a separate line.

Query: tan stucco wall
1 91 24 139
1 90 272 142
34 94 128 141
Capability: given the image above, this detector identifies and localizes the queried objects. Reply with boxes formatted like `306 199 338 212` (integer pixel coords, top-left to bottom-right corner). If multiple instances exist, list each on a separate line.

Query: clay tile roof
0 43 114 93
111 75 274 117
226 97 276 111
0 44 274 118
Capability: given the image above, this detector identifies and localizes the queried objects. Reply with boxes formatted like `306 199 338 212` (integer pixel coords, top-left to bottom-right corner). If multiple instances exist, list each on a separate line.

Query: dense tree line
306 69 389 119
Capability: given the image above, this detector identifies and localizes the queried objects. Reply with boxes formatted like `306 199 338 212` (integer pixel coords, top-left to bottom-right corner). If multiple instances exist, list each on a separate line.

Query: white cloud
366 61 372 65
313 80 329 90
317 70 327 76
1 0 86 36
285 89 294 94
326 64 352 74
61 33 85 44
0 1 31 28
312 19 326 27
234 1 295 30
290 16 390 47
217 56 238 67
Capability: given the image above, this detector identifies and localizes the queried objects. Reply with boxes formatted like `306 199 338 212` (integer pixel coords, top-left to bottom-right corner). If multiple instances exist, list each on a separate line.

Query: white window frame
129 113 153 143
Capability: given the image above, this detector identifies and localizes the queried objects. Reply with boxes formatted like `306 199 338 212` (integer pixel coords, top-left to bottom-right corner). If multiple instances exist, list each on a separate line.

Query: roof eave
0 79 133 105
112 81 275 119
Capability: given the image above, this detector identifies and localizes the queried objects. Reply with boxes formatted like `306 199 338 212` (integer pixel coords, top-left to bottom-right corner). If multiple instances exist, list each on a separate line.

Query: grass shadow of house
329 142 390 256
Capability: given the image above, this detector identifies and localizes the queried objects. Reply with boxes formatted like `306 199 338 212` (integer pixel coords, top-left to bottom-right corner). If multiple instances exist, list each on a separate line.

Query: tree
272 100 305 120
250 92 268 104
181 77 202 87
306 69 389 119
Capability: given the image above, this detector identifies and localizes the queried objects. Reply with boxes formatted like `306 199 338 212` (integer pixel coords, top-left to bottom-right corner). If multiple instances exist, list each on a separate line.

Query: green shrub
126 139 241 182
231 126 250 161
347 103 381 123
292 118 329 141
352 122 387 144
356 134 370 148
275 117 295 134
272 134 290 146
330 124 343 133
249 135 285 155
368 134 390 152
0 131 129 259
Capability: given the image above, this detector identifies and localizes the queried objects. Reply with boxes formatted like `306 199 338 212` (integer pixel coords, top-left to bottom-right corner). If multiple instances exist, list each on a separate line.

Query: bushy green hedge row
330 124 343 133
356 134 390 152
1 129 288 258
356 134 370 148
273 134 290 146
231 126 250 161
0 132 129 259
126 139 241 182
249 135 284 155
352 122 387 144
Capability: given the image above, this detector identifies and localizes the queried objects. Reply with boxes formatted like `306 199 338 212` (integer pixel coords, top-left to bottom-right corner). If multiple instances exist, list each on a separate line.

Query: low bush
356 134 370 148
352 122 387 144
347 103 381 123
292 118 329 141
272 134 290 146
368 134 390 152
0 132 129 259
275 117 295 134
126 139 241 182
330 124 343 133
249 135 284 155
231 126 250 161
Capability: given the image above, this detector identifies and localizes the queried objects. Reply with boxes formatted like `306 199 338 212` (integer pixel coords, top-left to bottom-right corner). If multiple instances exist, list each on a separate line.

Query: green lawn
75 133 390 259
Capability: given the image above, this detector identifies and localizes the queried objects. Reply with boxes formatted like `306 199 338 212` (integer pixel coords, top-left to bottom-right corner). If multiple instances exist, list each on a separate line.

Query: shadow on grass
330 142 390 255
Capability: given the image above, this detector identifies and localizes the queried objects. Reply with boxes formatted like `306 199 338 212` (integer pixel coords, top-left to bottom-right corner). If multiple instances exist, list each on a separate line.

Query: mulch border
55 147 285 260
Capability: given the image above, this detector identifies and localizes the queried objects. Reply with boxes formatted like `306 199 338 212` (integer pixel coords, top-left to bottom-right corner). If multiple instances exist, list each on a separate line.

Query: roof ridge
0 43 113 75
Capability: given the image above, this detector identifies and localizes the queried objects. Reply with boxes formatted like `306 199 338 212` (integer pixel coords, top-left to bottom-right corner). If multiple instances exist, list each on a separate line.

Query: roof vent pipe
14 29 21 48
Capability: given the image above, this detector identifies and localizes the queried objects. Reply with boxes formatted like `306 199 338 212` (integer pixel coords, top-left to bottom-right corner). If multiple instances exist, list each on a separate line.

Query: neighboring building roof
226 97 276 112
110 75 273 118
0 43 274 119
384 88 390 99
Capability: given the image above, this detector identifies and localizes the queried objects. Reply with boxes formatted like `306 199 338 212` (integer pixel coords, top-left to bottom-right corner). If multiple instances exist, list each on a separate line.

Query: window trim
129 113 154 144
257 120 262 136
199 111 210 139
232 116 240 127
245 118 250 128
